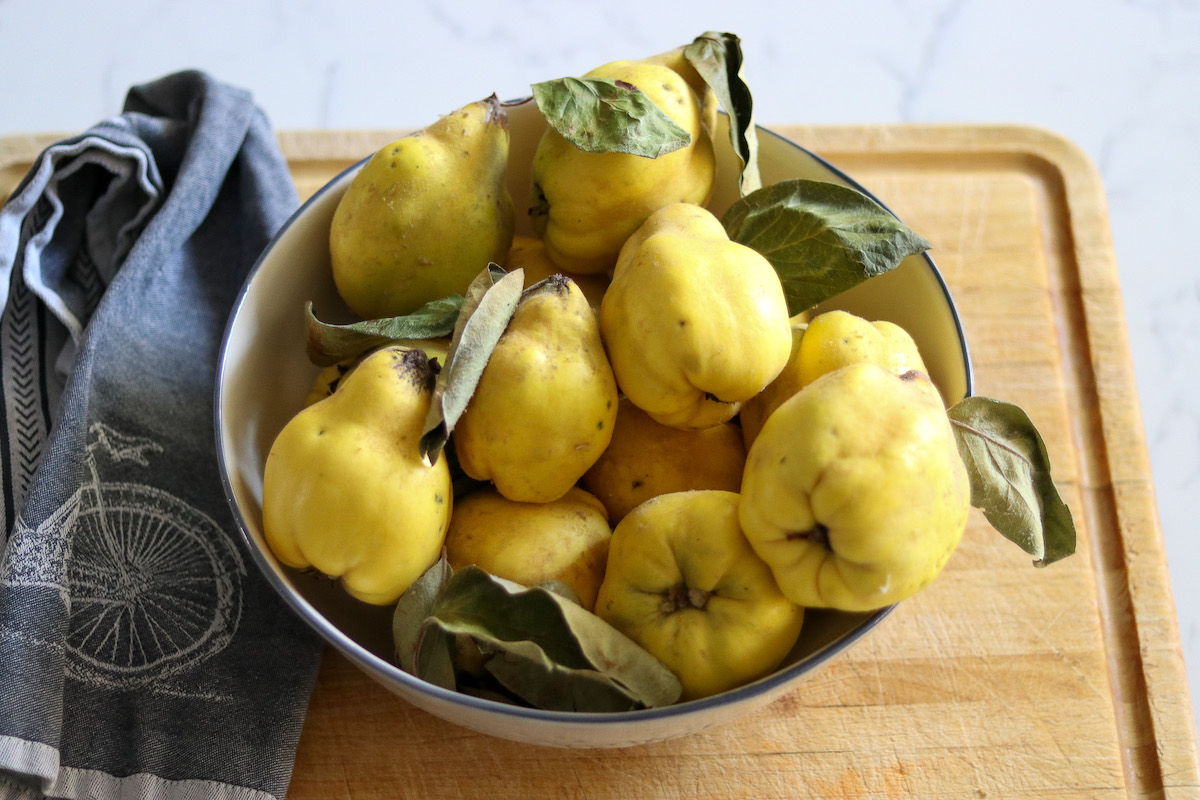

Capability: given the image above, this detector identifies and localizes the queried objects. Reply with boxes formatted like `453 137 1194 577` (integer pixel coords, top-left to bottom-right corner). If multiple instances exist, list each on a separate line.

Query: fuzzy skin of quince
444 486 612 611
263 346 451 605
329 95 514 319
582 396 745 523
740 309 926 448
595 490 805 701
454 274 619 503
599 202 792 429
529 60 716 274
738 363 969 612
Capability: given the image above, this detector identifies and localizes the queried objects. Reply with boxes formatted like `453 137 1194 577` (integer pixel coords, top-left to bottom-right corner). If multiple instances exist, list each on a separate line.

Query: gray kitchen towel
0 71 324 799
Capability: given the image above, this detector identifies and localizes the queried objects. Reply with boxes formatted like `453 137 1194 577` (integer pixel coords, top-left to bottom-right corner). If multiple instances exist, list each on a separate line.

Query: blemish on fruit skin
631 480 644 490
435 494 444 504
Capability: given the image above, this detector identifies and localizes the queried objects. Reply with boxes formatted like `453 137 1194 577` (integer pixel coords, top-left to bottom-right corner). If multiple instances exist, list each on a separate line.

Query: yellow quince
637 45 720 133
529 60 715 274
599 203 792 429
329 96 514 319
595 490 805 701
740 309 926 448
796 309 926 387
737 314 808 449
262 346 452 605
454 275 618 503
582 396 745 523
303 360 356 408
303 339 450 408
503 235 609 313
739 363 969 612
444 486 612 611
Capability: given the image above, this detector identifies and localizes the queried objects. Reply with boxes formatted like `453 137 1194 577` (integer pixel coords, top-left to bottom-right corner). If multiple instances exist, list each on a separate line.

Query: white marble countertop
2 0 1198 739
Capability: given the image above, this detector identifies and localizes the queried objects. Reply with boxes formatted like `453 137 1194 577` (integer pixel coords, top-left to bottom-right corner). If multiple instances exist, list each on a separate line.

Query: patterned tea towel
0 71 324 799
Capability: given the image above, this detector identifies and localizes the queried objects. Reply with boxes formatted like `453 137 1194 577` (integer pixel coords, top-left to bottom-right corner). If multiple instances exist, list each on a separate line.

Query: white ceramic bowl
215 98 972 748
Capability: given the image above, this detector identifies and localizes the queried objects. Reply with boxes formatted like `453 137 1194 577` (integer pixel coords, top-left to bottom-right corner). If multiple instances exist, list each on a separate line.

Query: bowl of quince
216 32 1075 748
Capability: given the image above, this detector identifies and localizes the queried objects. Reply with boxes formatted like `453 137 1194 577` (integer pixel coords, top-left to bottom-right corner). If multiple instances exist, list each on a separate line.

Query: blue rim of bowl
214 124 974 727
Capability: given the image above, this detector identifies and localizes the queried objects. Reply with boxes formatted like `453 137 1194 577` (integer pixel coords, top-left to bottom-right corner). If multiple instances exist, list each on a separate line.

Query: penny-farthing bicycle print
61 422 245 690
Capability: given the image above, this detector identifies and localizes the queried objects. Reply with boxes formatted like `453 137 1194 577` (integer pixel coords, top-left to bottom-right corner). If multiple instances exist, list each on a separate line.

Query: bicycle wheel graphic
64 482 245 690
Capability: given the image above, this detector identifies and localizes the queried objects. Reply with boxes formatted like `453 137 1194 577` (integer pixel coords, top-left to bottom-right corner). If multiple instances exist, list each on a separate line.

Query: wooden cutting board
3 124 1197 798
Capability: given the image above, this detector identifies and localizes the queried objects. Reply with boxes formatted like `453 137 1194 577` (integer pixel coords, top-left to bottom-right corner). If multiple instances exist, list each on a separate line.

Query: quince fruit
329 95 514 319
637 45 720 133
599 203 791 429
529 60 716 274
595 490 805 700
304 360 356 408
444 486 612 611
263 346 452 605
303 339 449 408
454 275 618 503
582 396 745 523
740 309 926 448
739 363 969 612
737 314 809 449
796 309 926 388
503 235 609 313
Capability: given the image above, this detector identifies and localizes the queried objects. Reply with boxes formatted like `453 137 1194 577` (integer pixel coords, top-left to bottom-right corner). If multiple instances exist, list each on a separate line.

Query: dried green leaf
393 553 453 671
304 296 462 367
392 554 456 689
948 396 1076 566
684 30 760 194
721 179 932 314
422 567 682 711
532 76 692 158
478 638 651 713
418 265 523 466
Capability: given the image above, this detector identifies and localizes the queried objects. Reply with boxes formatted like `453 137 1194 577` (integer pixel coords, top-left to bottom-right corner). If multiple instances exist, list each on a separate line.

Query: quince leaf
304 295 462 367
721 178 932 314
477 638 654 713
419 264 523 467
395 566 682 712
683 30 761 195
392 553 456 689
948 396 1076 566
532 77 692 158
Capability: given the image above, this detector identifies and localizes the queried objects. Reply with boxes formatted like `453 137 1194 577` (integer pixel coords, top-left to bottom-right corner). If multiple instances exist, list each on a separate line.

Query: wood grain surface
3 124 1198 798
